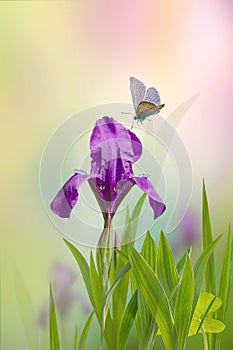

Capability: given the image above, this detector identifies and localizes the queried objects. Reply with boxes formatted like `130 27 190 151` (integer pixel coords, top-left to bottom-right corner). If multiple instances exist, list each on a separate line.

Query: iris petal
50 170 89 218
133 176 166 219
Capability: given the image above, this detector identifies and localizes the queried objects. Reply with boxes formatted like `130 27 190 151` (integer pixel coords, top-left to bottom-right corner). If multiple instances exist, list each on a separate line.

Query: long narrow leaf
118 290 138 350
129 245 176 350
79 311 94 350
202 182 218 350
49 284 60 350
64 239 94 306
141 231 158 272
136 290 158 350
90 252 103 321
193 235 221 314
102 262 131 330
216 226 233 349
138 232 158 348
73 327 78 350
174 255 194 350
157 232 179 300
202 181 216 293
112 245 130 338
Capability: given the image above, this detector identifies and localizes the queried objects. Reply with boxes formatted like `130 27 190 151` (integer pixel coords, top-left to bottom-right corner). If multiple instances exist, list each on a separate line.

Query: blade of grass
174 255 194 350
141 231 158 272
130 193 147 241
73 326 78 350
202 181 218 349
102 262 131 330
136 290 158 350
90 252 103 321
129 245 176 350
49 284 60 350
216 225 233 350
64 239 94 306
157 232 179 301
112 245 130 340
193 235 222 314
79 311 94 350
202 180 216 293
118 290 138 350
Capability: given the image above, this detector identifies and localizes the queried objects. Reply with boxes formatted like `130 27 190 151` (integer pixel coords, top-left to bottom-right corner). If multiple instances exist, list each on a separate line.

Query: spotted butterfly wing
130 77 146 113
130 77 164 124
144 87 161 105
136 101 165 121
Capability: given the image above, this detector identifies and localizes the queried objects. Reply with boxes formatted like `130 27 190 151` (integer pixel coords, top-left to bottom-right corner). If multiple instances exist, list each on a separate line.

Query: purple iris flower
50 116 166 225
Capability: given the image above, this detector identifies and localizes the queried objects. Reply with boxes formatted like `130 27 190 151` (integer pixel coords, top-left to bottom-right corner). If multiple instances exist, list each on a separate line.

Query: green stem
202 327 209 350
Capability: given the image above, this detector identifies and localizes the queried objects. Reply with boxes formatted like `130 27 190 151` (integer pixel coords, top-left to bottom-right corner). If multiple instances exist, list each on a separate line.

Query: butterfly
129 77 165 128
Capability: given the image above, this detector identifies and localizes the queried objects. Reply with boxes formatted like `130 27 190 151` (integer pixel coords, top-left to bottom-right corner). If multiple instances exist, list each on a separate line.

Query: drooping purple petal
50 170 89 218
133 175 166 220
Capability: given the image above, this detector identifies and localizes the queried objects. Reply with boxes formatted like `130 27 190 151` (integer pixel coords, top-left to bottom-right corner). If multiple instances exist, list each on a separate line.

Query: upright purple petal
89 117 142 214
50 170 89 218
90 116 142 177
133 176 166 219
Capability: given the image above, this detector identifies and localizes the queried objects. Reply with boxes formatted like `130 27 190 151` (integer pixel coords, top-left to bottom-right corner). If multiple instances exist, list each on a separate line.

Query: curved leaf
174 255 194 350
129 245 176 350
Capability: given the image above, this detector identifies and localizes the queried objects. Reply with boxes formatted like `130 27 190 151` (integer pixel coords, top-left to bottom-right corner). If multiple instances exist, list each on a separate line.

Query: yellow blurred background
1 1 232 349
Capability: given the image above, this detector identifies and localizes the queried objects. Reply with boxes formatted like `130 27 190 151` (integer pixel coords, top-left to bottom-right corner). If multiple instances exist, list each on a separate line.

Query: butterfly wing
136 101 164 121
130 77 146 112
144 87 161 105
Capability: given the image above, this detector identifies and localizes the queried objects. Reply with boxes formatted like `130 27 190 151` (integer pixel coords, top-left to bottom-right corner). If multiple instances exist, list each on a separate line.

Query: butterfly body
130 77 165 126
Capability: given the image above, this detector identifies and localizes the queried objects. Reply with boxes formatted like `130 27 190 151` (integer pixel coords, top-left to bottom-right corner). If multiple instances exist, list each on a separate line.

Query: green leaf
216 226 233 349
176 253 187 275
121 194 146 245
193 235 221 313
64 239 94 306
138 232 158 348
136 290 158 350
73 326 78 350
157 232 179 299
118 290 138 350
90 252 103 321
112 245 130 338
195 292 222 316
49 284 60 350
202 319 225 333
189 318 225 336
176 248 191 275
141 231 158 272
189 292 225 337
202 180 216 294
129 245 176 350
79 311 94 350
121 206 133 244
102 262 131 330
174 255 194 350
89 253 114 349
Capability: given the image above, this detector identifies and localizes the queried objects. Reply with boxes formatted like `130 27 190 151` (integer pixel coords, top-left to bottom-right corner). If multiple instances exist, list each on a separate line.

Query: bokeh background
1 1 232 349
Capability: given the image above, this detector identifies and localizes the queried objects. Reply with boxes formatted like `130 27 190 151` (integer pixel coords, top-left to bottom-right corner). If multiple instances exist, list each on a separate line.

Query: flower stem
201 327 209 350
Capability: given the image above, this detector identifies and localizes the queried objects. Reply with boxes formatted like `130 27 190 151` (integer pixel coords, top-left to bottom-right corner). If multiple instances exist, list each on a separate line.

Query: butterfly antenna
131 119 135 129
121 112 133 115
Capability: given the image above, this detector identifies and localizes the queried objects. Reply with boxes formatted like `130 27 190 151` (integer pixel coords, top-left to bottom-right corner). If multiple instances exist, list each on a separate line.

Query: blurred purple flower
37 262 91 328
180 210 199 246
50 116 166 224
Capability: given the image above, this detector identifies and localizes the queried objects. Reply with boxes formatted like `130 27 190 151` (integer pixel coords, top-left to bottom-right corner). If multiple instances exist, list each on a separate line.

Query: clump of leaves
49 182 232 350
